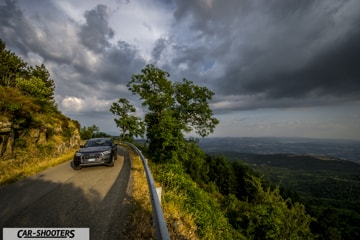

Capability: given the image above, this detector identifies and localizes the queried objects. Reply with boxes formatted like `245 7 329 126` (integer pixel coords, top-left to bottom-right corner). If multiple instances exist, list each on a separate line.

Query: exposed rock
0 122 11 133
0 122 14 158
55 134 81 156
0 121 80 160
29 128 47 145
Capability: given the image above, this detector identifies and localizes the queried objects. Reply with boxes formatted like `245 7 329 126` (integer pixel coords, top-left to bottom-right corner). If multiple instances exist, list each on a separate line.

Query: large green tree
109 98 145 141
127 64 219 161
0 39 27 87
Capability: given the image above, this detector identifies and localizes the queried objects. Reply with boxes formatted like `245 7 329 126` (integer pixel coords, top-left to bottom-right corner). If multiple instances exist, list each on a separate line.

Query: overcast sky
1 0 360 140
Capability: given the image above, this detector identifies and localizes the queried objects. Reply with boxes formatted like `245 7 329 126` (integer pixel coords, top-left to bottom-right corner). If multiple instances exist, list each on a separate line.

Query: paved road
0 146 133 240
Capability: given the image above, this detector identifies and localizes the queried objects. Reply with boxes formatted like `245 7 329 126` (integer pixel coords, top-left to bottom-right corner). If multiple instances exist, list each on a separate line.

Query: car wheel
108 155 114 167
72 161 81 170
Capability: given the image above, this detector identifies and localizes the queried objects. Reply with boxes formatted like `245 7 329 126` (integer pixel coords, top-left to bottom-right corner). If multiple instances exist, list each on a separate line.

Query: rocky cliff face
0 121 80 160
0 122 13 158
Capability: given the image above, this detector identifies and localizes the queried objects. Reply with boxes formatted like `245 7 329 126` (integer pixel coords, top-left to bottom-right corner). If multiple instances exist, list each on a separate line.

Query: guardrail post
156 187 162 204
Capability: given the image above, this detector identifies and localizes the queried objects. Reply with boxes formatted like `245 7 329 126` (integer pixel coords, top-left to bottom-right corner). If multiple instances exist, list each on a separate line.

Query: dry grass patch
0 150 75 186
123 147 155 239
163 200 198 240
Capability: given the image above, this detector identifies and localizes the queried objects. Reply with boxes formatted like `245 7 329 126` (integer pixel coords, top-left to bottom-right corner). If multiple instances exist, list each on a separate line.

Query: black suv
73 138 117 170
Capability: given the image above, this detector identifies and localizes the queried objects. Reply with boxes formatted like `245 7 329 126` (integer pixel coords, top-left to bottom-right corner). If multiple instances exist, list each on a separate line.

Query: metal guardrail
123 142 171 240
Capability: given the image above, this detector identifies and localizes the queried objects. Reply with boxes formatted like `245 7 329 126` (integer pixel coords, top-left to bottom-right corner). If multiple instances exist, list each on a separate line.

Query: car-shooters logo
3 228 89 240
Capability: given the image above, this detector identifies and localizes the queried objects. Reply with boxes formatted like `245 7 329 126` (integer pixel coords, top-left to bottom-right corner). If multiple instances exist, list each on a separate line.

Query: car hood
77 146 111 153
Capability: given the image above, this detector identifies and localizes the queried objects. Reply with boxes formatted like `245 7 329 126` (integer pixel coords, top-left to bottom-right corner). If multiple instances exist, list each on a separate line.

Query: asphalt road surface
0 145 133 240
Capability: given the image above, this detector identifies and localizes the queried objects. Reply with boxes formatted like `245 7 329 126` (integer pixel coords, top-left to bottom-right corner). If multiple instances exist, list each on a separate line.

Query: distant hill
207 150 360 200
199 138 360 239
217 151 360 173
198 137 360 164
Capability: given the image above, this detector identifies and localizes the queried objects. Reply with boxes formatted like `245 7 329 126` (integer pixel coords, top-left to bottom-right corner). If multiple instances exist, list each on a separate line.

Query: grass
122 146 155 239
153 163 241 240
0 149 75 186
162 192 199 240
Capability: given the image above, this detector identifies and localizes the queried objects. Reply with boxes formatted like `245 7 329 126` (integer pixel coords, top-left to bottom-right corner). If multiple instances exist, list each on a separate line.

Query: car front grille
83 153 102 160
74 151 111 164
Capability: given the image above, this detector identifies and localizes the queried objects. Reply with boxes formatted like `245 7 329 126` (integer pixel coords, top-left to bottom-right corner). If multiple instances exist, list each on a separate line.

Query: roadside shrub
155 162 245 239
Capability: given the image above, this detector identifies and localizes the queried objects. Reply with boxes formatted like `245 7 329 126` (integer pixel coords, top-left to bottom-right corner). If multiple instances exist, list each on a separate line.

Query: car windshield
85 139 112 147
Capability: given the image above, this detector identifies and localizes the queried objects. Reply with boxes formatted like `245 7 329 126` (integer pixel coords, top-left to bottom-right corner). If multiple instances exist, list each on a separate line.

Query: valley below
199 137 360 164
199 137 360 239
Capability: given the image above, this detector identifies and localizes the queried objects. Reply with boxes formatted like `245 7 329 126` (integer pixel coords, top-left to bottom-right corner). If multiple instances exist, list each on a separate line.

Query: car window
85 140 95 147
85 139 111 147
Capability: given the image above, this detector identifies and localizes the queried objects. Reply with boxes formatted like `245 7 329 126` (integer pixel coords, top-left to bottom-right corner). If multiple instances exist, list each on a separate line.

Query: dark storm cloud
97 40 146 86
0 1 145 102
0 0 81 65
171 0 360 109
151 38 168 63
0 0 38 55
79 4 114 53
255 28 360 99
2 0 359 116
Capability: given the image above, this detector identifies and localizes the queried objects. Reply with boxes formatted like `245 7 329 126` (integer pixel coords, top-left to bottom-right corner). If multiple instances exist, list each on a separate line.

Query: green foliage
16 77 52 101
0 40 59 127
312 206 360 240
174 79 219 137
231 153 360 239
79 126 109 139
36 143 54 156
181 141 209 184
206 155 237 196
226 176 315 240
144 141 316 240
0 86 40 128
27 64 55 100
231 160 260 201
170 151 315 239
145 109 184 162
93 131 110 138
79 125 99 140
155 162 245 239
0 39 27 87
1 41 55 111
127 64 218 162
109 98 145 141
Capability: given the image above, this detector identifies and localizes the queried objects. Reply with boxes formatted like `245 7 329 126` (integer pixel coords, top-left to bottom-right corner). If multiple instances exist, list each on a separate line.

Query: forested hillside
211 151 360 240
0 39 80 185
140 143 315 239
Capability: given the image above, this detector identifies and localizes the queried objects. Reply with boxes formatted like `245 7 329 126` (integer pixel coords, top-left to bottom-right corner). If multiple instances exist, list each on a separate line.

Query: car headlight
101 150 111 156
75 152 83 157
